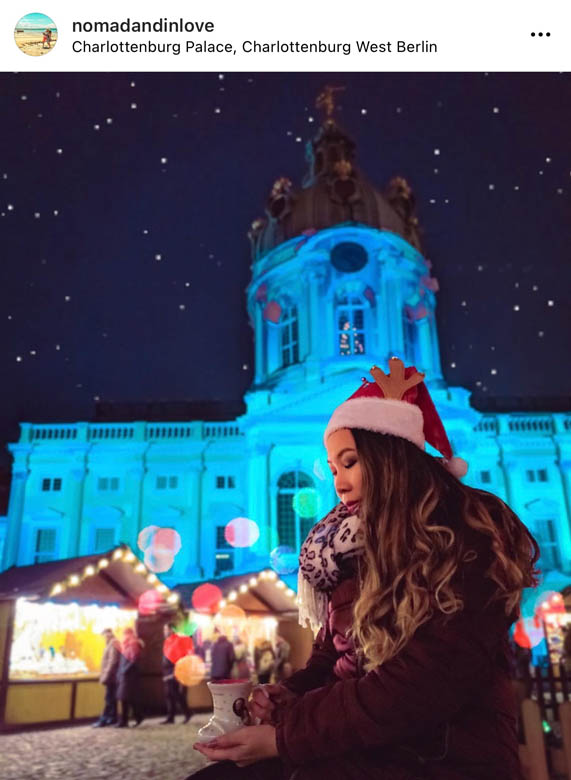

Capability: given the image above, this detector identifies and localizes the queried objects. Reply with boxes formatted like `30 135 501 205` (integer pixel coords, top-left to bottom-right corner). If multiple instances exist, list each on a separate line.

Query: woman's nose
334 474 351 495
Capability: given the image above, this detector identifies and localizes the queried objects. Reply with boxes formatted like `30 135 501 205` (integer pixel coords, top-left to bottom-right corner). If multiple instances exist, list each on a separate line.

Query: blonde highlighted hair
349 430 540 672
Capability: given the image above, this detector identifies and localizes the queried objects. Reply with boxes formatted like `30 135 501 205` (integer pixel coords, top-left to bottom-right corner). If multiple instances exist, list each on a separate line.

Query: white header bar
2 0 570 72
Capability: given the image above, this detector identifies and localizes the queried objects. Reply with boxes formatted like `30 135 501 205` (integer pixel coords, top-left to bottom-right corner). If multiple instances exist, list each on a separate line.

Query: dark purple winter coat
276 545 524 779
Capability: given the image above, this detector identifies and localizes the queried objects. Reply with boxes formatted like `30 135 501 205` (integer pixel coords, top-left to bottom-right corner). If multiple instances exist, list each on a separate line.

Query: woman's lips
345 501 361 514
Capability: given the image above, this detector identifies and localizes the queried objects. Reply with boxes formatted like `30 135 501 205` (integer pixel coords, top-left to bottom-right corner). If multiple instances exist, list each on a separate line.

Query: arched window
277 471 317 550
336 295 366 356
280 305 299 368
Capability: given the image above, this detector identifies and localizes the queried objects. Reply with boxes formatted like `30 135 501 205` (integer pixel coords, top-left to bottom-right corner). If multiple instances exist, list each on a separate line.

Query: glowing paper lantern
175 654 206 687
263 300 282 324
224 517 260 548
164 633 194 664
270 545 299 576
138 589 164 616
138 525 159 552
192 583 223 614
219 604 246 620
292 488 321 519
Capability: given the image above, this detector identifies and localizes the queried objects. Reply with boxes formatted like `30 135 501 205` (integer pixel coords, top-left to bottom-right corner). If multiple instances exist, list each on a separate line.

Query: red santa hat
324 357 468 478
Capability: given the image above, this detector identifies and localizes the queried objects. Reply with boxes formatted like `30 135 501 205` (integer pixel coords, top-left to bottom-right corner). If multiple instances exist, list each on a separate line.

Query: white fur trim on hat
324 397 425 450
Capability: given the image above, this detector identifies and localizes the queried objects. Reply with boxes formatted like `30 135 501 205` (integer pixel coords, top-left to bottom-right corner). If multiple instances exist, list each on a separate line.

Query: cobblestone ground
1 715 213 779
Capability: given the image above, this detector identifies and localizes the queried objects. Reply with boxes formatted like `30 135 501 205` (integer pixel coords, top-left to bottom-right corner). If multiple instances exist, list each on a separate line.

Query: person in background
115 627 144 727
273 636 291 683
254 640 275 685
162 623 192 724
210 627 235 681
232 639 252 680
92 628 120 727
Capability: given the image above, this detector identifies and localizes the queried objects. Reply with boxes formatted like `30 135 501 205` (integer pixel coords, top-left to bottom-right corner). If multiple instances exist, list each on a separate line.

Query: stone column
253 303 265 385
2 462 30 569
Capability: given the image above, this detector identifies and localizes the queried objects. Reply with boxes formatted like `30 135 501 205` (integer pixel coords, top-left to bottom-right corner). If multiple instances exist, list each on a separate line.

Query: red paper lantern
164 633 194 664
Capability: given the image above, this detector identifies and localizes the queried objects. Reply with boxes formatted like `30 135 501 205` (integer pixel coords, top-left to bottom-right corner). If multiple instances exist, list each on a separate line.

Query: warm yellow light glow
50 583 63 596
267 570 278 580
156 584 168 593
219 599 227 608
124 552 135 562
286 589 295 597
147 574 158 583
259 571 267 580
167 593 179 604
239 584 248 593
84 566 96 577
113 549 123 560
98 559 109 569
276 580 286 589
249 577 257 587
69 575 80 586
228 590 237 601
135 563 146 573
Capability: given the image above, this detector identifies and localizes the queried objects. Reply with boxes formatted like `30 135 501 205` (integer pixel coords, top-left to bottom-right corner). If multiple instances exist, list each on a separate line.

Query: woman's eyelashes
329 460 357 477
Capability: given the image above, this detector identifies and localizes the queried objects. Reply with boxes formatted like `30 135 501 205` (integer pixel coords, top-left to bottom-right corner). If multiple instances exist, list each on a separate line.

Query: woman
192 359 539 779
115 627 144 727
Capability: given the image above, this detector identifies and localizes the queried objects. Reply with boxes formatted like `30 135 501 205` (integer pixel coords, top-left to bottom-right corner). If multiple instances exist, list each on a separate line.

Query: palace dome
249 117 422 261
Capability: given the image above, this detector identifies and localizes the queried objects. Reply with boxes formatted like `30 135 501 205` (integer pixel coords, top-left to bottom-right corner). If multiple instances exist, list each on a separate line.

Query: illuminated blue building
2 116 570 585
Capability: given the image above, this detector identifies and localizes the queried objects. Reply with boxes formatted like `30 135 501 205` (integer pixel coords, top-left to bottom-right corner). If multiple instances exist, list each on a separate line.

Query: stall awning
174 570 299 619
0 544 178 609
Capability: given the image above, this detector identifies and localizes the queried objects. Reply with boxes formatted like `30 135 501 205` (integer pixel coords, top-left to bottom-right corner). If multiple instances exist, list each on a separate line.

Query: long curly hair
349 429 540 672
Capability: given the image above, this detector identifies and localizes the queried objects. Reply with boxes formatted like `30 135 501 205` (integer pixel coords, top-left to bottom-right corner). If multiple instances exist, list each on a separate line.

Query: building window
526 469 549 483
42 478 62 492
280 305 299 368
277 471 317 551
480 471 492 484
98 477 120 491
535 518 561 571
337 295 366 356
94 527 116 553
215 526 234 575
216 476 236 489
156 475 178 490
33 528 57 564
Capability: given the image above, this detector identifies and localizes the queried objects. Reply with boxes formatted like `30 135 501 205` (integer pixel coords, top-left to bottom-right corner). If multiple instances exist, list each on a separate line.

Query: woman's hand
193 725 278 767
248 684 298 725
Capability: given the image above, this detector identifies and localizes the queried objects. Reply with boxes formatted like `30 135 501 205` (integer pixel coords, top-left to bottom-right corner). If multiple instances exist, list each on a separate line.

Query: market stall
174 569 313 709
0 544 180 730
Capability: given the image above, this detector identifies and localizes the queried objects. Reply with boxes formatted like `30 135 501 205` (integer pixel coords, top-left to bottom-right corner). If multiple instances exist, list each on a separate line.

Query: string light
113 549 123 560
239 584 248 593
135 563 146 573
98 559 109 569
69 575 80 586
84 565 95 576
147 574 158 584
50 583 63 596
228 590 238 601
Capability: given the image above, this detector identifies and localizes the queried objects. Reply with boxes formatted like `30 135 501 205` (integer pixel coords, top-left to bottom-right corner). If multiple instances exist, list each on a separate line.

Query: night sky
1 72 569 466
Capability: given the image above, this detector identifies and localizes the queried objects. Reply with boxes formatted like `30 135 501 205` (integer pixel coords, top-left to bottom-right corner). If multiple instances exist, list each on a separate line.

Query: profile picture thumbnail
14 13 58 56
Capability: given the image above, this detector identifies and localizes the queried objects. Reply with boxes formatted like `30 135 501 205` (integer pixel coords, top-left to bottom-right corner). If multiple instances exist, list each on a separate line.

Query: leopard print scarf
297 502 364 634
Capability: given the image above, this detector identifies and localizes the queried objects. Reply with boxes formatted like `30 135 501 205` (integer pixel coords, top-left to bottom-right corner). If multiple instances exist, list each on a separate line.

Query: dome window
330 242 368 273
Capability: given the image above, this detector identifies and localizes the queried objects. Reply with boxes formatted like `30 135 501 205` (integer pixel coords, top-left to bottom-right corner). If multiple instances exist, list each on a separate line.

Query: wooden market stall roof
174 570 299 619
0 544 179 609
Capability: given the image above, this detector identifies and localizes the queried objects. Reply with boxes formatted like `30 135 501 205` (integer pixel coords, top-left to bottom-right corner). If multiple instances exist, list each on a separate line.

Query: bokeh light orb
138 525 159 552
224 517 260 548
534 590 566 615
219 604 247 620
512 617 545 649
175 654 206 687
292 488 321 519
154 527 182 555
175 616 198 637
192 583 223 614
144 546 175 573
270 545 299 576
138 589 164 615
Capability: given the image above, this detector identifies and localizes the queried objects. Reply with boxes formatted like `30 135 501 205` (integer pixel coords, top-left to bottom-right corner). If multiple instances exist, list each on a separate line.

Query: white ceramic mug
197 679 253 740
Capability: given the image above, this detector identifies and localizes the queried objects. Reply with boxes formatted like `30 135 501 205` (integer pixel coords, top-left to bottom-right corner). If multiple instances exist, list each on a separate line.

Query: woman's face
326 428 363 514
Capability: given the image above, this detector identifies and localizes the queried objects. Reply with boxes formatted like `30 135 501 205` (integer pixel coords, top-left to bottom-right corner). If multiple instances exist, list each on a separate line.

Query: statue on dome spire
316 85 345 120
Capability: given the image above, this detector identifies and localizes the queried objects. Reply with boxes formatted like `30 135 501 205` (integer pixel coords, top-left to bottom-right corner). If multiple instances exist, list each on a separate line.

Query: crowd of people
93 622 292 728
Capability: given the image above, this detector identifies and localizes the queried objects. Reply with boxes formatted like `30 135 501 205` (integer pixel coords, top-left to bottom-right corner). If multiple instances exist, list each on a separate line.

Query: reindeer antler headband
323 357 468 478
